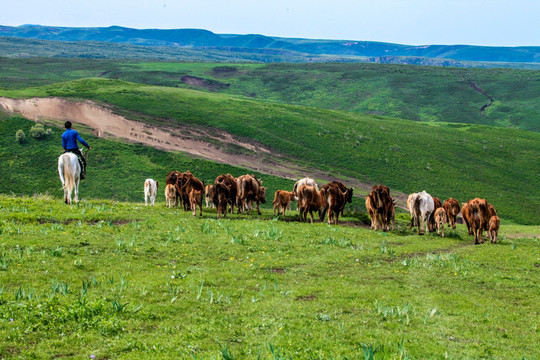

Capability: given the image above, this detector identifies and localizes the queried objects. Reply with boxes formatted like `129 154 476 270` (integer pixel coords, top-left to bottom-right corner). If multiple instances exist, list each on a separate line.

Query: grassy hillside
0 195 538 358
0 117 295 206
2 59 540 131
1 80 539 224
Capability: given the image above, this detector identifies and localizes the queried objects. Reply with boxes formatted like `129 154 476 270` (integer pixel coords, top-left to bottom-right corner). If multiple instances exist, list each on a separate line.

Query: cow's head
259 187 267 204
346 187 354 203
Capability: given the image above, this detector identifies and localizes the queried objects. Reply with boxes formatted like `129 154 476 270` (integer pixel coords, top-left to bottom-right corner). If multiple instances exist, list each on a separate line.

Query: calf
488 215 500 243
272 190 296 216
205 184 214 208
144 179 158 206
434 207 447 237
443 198 460 230
165 184 176 208
189 189 203 217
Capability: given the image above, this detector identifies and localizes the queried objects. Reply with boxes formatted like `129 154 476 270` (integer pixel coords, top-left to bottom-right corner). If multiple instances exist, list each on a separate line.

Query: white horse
58 152 81 205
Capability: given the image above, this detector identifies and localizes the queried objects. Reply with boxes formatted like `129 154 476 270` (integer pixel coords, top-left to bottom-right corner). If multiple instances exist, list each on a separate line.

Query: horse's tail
63 156 75 197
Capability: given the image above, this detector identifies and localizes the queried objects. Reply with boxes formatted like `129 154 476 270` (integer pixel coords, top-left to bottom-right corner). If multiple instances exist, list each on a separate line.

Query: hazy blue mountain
1 24 539 65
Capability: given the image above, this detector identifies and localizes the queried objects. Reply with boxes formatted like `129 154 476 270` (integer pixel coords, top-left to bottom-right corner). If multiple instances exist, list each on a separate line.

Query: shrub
15 129 26 143
29 123 52 139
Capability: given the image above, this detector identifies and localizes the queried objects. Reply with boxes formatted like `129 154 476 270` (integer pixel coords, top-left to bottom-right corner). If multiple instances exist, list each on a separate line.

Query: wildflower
91 355 95 359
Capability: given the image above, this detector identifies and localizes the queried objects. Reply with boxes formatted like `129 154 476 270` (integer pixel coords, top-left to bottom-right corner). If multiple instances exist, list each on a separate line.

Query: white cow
144 178 159 206
411 190 435 235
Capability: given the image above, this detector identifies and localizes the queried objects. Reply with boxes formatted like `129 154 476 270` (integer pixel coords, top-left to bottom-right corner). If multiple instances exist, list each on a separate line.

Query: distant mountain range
1 24 539 66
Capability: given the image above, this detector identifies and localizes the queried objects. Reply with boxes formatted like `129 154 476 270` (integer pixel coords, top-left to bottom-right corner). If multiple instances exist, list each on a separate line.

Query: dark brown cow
298 185 323 223
320 181 353 220
237 174 266 215
212 181 231 219
177 171 197 211
166 171 182 206
214 174 238 214
320 181 354 225
272 190 296 216
443 198 461 230
365 185 393 231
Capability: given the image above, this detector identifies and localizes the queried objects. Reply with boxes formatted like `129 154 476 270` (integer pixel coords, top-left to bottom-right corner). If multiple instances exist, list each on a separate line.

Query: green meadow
1 57 539 359
0 194 538 359
2 77 539 224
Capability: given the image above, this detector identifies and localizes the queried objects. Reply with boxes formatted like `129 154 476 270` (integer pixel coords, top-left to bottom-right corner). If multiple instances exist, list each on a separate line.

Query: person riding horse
62 121 91 179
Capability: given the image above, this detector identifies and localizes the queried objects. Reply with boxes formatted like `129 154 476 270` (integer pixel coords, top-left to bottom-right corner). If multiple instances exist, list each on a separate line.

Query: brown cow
484 204 498 231
214 174 238 214
407 192 417 230
428 197 443 232
189 189 203 217
320 182 354 225
237 174 266 215
488 215 500 243
465 198 490 244
461 202 472 235
212 181 231 219
366 185 393 231
165 184 177 208
298 185 323 223
272 190 296 216
443 198 460 230
320 181 353 222
166 171 182 206
434 207 447 237
181 175 205 216
205 184 214 209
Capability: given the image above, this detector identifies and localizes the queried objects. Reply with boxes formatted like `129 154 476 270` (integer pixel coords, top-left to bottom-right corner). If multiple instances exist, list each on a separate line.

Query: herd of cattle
143 171 500 245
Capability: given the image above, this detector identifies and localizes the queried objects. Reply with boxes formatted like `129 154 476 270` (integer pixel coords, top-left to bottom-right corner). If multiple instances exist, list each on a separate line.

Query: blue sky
2 0 539 46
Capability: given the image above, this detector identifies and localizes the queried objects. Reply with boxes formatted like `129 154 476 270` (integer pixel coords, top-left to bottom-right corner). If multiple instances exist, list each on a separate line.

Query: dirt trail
0 96 410 208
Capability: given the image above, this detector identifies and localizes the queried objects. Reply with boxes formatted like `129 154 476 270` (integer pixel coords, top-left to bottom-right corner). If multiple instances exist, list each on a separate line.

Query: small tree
15 129 26 143
29 123 52 139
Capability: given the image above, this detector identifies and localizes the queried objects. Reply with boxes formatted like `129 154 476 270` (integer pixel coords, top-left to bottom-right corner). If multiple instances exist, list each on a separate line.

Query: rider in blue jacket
62 121 91 179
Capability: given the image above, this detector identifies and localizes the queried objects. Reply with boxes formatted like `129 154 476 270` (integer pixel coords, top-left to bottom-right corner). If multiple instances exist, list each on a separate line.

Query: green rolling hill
1 77 538 224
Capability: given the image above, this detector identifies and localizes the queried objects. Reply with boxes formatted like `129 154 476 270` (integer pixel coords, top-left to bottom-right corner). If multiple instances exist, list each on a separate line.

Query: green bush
29 123 52 139
15 129 26 143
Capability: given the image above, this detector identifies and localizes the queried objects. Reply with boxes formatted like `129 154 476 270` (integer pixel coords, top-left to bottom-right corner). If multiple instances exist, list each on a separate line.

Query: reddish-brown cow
443 198 461 230
298 185 323 223
237 174 266 215
272 190 296 216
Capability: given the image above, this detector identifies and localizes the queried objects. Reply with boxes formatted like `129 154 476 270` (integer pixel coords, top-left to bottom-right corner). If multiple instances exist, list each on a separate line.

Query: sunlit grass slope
1 79 538 224
2 59 540 131
0 195 538 358
0 117 294 205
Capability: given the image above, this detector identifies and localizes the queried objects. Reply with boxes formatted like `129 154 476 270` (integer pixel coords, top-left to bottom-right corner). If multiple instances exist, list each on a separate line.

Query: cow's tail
319 188 328 221
272 190 280 205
